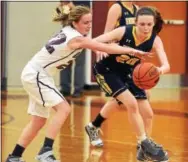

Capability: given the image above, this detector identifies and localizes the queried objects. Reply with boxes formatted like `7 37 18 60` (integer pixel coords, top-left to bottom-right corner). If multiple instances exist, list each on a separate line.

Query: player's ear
72 21 77 29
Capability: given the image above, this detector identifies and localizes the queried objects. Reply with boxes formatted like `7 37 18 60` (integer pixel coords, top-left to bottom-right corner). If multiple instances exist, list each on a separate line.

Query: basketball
133 62 160 90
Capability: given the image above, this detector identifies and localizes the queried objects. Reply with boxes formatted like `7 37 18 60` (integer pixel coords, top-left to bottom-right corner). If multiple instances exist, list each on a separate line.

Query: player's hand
156 67 163 75
130 49 154 59
132 49 153 56
95 51 109 62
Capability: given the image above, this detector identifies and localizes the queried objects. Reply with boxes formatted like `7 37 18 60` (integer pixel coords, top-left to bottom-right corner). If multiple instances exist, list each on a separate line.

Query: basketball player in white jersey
6 6 149 162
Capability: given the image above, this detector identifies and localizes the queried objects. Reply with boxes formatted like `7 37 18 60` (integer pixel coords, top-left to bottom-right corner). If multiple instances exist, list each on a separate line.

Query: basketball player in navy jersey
94 2 155 161
94 2 154 159
85 6 170 162
5 6 148 162
97 1 155 153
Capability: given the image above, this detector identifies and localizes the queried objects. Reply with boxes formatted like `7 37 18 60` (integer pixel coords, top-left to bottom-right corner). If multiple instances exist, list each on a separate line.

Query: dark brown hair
136 6 164 34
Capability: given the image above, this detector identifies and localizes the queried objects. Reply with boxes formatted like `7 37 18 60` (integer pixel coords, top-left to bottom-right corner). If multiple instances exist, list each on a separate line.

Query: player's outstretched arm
68 36 148 56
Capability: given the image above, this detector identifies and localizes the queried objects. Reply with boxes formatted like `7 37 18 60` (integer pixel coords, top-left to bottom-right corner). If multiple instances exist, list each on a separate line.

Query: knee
63 104 71 116
116 91 140 113
125 100 139 113
147 111 154 120
31 117 46 130
144 110 154 121
57 101 71 116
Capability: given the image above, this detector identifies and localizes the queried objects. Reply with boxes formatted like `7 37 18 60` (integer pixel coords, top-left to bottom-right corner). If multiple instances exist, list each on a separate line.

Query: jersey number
116 54 139 66
45 32 67 54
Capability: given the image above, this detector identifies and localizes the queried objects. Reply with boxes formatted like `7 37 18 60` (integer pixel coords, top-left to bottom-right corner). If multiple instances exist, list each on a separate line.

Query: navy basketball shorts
93 63 147 101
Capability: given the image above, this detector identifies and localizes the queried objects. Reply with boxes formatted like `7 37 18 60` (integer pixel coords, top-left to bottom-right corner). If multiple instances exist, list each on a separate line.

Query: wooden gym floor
1 88 188 162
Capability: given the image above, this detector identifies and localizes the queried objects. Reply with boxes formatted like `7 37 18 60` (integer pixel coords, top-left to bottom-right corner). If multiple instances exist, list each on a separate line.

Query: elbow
77 37 92 49
165 64 170 73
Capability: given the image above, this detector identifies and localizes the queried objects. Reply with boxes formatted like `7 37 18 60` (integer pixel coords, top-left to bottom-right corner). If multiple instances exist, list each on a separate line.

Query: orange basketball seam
133 74 160 83
138 64 155 79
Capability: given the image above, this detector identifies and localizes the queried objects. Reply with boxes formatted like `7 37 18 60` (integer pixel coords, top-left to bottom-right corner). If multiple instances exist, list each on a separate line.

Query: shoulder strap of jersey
116 1 123 7
133 4 138 15
119 25 133 46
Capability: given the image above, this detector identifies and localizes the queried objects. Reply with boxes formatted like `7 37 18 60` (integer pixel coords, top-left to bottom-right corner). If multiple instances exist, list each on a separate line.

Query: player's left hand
156 67 163 75
95 51 109 62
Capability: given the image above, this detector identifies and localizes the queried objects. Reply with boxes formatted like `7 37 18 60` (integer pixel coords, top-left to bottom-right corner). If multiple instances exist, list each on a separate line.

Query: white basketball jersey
30 26 83 76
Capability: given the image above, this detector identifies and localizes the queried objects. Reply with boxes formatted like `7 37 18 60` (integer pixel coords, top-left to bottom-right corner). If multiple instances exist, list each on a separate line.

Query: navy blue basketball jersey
99 26 156 74
116 2 138 27
119 26 156 51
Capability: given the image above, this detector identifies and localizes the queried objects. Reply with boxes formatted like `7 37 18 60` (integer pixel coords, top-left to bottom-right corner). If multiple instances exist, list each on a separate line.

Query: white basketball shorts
21 62 65 118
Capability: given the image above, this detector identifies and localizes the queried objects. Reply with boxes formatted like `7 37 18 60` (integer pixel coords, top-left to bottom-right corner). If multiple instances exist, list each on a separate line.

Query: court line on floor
1 112 15 125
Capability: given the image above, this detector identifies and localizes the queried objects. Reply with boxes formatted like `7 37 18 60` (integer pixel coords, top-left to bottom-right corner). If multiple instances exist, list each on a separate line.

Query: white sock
137 133 147 144
89 122 94 127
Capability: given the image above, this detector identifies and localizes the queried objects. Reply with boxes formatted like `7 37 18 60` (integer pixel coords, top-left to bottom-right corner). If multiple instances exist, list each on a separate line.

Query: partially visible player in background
97 0 138 62
104 0 138 32
5 6 148 162
85 6 170 162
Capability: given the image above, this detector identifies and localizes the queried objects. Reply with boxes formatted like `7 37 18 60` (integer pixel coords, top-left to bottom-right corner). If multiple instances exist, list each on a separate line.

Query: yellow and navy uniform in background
94 26 156 99
116 1 138 27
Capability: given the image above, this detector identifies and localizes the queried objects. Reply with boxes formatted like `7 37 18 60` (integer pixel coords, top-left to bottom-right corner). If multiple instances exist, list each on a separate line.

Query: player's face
74 13 92 36
136 15 155 37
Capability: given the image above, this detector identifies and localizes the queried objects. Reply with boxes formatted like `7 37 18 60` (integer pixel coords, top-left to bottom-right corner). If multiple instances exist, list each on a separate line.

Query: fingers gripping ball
133 63 160 90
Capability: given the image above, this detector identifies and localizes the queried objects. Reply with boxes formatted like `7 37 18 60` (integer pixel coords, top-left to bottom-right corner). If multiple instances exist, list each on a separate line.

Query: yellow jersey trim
120 2 134 15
